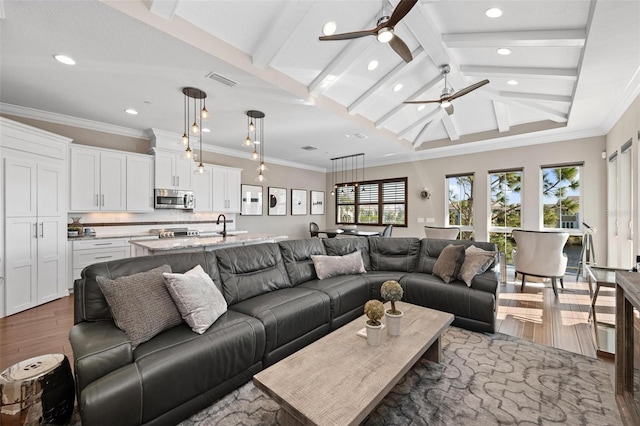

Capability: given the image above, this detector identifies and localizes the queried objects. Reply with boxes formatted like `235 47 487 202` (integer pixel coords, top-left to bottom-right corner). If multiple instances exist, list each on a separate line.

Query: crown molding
0 103 148 139
600 65 640 134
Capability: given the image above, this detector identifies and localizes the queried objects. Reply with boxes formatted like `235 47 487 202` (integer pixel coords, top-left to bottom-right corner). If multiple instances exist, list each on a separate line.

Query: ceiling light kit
404 65 489 115
485 7 503 18
496 47 512 55
244 110 267 182
330 153 365 196
319 0 419 63
124 109 138 115
180 87 208 172
53 54 76 65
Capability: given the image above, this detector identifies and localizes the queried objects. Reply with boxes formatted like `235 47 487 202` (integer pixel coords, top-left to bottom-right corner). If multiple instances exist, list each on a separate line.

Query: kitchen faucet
216 214 227 238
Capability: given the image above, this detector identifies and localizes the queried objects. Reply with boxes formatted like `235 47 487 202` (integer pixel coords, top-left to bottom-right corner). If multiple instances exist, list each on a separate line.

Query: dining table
317 229 381 238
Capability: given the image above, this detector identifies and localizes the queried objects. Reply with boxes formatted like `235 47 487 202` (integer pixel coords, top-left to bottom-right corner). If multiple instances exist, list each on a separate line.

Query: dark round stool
0 354 75 425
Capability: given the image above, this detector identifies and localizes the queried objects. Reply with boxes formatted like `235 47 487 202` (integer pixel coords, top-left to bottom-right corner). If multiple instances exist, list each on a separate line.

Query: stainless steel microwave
154 189 195 210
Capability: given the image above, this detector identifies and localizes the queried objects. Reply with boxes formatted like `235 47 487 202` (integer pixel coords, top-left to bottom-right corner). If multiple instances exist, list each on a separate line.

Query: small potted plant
364 300 385 346
67 226 81 238
381 280 404 336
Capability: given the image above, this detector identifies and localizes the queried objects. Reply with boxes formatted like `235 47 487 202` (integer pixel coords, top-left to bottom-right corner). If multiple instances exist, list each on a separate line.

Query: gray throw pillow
458 245 497 286
97 265 182 348
311 250 366 280
432 244 466 283
163 265 227 334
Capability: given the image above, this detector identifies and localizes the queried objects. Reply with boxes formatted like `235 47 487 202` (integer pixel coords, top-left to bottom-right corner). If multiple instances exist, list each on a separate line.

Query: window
488 169 522 263
541 164 582 230
447 173 474 239
336 177 407 226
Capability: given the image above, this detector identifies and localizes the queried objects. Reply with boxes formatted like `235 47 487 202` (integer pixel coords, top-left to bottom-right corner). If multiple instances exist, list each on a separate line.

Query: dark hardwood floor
0 268 614 386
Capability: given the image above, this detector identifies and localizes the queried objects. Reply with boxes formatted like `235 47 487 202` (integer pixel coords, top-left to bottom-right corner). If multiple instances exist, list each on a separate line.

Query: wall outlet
417 217 424 223
426 217 435 223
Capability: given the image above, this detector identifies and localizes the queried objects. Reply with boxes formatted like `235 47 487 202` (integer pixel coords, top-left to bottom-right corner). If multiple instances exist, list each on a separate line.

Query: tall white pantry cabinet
0 117 71 317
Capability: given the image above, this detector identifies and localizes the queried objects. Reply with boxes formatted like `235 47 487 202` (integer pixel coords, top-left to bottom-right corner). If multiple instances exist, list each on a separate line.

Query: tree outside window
447 174 474 240
489 170 522 263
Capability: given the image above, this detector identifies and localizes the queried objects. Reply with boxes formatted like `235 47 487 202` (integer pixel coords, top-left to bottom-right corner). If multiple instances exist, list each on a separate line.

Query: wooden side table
0 354 75 425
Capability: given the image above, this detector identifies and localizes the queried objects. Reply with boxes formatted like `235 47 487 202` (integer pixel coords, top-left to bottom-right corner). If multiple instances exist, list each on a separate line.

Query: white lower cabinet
5 216 66 315
72 238 130 281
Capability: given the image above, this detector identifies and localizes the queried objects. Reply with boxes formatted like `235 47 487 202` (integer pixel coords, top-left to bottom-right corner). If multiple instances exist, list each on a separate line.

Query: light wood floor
0 269 614 385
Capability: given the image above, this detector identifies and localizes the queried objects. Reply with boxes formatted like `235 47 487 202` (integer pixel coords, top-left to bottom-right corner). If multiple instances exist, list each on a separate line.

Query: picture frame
240 184 263 215
291 189 307 215
268 187 287 216
310 190 325 215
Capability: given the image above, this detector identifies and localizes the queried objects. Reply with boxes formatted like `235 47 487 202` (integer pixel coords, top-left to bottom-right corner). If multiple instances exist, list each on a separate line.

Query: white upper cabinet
70 145 152 212
193 165 213 212
5 158 65 218
154 150 193 190
126 155 154 211
211 166 241 213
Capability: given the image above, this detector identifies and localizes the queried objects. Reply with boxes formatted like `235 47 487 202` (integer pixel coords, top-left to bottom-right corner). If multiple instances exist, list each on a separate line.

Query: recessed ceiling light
202 128 211 133
393 83 403 92
507 80 519 85
417 105 426 111
497 48 511 55
124 109 138 115
53 54 76 65
485 8 502 18
323 21 337 36
367 60 379 71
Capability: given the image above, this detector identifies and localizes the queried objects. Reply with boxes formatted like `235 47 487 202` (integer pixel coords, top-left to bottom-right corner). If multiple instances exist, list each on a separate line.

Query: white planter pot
385 310 404 336
365 322 383 346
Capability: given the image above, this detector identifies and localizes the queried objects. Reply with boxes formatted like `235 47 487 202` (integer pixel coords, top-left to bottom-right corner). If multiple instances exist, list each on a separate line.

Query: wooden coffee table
253 301 454 426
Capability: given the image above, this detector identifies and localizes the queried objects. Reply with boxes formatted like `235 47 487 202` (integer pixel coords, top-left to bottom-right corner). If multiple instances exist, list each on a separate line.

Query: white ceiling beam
441 114 459 141
493 101 510 133
499 92 572 103
374 75 441 128
481 90 568 122
461 65 578 80
149 0 179 21
443 29 586 48
348 47 425 115
413 109 446 148
398 107 442 139
251 2 314 70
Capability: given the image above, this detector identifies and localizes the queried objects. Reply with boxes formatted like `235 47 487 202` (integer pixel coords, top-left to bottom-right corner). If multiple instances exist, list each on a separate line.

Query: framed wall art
310 190 325 215
240 185 263 215
291 189 307 215
268 187 287 216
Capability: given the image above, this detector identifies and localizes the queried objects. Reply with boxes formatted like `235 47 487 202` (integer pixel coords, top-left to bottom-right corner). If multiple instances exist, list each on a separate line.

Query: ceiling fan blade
319 29 376 41
445 104 454 115
387 0 419 28
404 99 441 105
389 35 413 63
447 79 490 101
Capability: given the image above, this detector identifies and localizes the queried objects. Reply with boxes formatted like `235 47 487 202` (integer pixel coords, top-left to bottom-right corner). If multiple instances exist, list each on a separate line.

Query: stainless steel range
149 228 200 239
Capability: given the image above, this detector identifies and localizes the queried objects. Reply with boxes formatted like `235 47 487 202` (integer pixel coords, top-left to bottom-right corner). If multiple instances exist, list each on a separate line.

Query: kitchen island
129 233 288 256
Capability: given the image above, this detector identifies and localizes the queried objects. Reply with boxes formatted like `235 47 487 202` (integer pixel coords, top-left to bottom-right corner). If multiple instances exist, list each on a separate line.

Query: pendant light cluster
330 153 365 196
180 87 208 173
242 110 268 182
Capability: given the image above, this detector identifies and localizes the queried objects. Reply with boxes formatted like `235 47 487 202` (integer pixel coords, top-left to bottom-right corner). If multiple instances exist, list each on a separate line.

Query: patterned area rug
179 327 621 425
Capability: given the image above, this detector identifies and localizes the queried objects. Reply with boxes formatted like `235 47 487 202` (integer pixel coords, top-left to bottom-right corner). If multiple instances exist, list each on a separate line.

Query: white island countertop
129 233 288 254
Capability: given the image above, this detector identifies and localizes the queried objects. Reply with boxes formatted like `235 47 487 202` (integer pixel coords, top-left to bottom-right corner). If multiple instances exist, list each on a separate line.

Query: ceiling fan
318 0 418 63
405 65 490 115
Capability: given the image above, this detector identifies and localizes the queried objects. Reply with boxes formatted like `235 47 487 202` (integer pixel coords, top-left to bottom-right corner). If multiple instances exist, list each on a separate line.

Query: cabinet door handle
101 194 105 206
177 176 180 187
39 222 44 238
93 242 113 246
34 223 38 239
95 256 113 260
95 194 99 206
171 176 175 186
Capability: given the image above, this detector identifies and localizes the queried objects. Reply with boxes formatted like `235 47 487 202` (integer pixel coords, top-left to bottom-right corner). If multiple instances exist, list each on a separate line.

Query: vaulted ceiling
1 0 639 169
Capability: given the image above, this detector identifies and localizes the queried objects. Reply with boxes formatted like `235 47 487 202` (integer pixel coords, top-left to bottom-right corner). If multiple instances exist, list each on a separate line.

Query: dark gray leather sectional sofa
70 236 498 425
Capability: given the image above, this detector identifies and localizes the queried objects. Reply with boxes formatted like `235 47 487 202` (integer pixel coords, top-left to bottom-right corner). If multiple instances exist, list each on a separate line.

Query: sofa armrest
469 270 499 295
70 321 133 394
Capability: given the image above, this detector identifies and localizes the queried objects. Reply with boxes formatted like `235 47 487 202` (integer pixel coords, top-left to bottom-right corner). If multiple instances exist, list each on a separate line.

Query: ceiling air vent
301 145 318 151
205 72 237 87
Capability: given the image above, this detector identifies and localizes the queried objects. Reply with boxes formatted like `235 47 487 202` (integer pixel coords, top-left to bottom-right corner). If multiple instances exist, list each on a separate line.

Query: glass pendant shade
201 106 209 120
182 133 188 145
243 134 252 147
